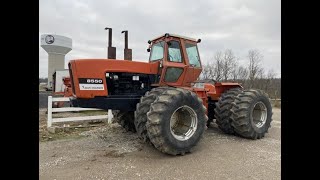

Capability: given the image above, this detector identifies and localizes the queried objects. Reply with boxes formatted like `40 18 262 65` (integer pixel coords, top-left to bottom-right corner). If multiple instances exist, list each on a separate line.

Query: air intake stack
121 30 132 60
105 27 116 59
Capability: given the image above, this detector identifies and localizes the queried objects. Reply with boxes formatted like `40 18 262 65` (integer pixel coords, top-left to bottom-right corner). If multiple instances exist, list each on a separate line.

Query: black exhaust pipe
105 27 116 59
121 30 132 60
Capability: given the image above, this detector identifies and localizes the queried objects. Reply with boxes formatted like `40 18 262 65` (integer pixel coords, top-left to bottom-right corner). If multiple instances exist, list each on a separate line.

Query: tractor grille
106 72 156 96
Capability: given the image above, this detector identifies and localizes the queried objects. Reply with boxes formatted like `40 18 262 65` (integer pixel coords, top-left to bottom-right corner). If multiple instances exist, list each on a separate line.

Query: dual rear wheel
116 87 272 155
214 88 272 139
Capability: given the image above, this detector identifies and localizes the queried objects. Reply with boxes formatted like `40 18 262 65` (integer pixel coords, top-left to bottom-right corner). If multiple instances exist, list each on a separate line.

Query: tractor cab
147 33 202 87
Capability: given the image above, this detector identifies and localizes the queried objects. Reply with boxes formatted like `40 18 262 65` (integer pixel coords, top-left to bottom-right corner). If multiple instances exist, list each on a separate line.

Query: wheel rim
252 101 267 128
170 105 197 141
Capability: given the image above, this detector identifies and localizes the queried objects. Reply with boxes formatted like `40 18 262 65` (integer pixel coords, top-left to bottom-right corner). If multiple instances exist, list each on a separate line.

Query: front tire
146 88 208 155
231 89 272 139
134 87 171 142
114 111 136 132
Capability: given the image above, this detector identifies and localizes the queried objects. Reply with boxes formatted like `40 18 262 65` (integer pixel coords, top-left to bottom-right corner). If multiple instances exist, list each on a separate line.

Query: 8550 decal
78 78 104 90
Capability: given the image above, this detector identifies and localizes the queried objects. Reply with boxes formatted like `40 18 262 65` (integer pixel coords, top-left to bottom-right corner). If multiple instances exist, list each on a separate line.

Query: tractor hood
69 59 159 76
68 59 160 98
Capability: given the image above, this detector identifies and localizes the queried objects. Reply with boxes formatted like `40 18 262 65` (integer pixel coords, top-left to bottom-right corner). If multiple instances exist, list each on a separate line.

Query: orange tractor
68 30 272 155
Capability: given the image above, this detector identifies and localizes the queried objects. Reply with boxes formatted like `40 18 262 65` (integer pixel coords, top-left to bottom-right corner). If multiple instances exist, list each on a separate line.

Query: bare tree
201 62 215 80
267 69 276 80
247 49 264 88
214 51 223 81
201 64 210 80
238 65 248 87
257 69 265 90
232 63 238 81
199 48 280 99
212 49 237 81
222 49 237 81
237 65 248 80
264 69 277 97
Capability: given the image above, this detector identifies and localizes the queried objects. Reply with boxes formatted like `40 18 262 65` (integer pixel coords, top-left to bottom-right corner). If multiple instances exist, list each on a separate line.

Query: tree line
39 77 48 84
200 49 281 99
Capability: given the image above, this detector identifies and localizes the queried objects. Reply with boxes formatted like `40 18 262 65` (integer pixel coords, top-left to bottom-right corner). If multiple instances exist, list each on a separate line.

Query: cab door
159 38 188 87
183 40 202 86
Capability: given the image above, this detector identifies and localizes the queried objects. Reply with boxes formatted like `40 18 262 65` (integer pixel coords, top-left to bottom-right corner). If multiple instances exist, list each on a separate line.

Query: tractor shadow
205 121 253 141
206 122 225 135
205 121 243 139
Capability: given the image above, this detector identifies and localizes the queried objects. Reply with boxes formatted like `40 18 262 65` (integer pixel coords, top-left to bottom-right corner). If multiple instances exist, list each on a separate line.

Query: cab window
150 41 164 61
185 43 201 67
167 41 182 63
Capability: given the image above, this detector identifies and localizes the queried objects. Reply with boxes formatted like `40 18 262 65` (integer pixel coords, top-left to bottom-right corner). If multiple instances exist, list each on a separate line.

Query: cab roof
151 33 198 42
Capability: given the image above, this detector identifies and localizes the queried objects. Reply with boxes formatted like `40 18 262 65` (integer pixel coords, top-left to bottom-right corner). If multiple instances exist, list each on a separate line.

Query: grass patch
271 100 281 108
39 85 46 91
80 110 107 115
40 126 92 142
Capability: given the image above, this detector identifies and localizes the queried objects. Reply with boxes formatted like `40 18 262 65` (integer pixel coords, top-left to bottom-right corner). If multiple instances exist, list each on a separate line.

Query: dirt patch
103 149 127 157
271 99 281 108
39 108 109 142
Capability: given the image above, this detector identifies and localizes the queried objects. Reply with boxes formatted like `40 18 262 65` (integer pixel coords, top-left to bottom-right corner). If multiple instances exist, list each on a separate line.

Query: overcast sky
39 0 281 78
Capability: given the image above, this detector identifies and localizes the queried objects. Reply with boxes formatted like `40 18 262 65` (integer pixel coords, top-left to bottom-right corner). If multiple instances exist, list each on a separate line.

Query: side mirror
197 39 201 43
148 40 151 44
147 48 150 52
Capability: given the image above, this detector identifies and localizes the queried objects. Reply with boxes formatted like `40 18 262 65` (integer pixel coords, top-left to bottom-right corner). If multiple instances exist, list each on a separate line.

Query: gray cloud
40 0 281 78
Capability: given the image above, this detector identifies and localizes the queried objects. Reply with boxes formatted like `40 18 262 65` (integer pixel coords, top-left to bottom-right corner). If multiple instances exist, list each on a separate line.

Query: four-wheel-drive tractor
68 31 273 155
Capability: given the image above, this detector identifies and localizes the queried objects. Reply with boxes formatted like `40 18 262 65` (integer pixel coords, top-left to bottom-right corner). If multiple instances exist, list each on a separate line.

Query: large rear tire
214 88 242 134
231 89 272 139
146 88 208 155
115 111 136 132
134 87 171 142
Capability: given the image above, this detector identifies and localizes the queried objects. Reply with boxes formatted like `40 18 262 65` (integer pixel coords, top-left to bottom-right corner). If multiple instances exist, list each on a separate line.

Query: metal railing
47 96 113 128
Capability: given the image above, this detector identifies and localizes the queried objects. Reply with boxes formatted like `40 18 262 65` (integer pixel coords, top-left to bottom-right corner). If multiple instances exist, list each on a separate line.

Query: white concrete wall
48 54 65 89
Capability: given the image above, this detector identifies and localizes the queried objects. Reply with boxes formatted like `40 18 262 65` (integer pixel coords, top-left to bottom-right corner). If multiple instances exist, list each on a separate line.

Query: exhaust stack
121 30 132 60
105 27 116 59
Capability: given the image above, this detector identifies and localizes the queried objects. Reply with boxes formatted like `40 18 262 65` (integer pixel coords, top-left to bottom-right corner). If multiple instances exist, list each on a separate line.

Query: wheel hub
252 101 267 128
170 105 197 141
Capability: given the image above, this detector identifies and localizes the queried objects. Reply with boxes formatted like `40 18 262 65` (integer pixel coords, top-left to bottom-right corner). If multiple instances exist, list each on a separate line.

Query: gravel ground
39 108 281 180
